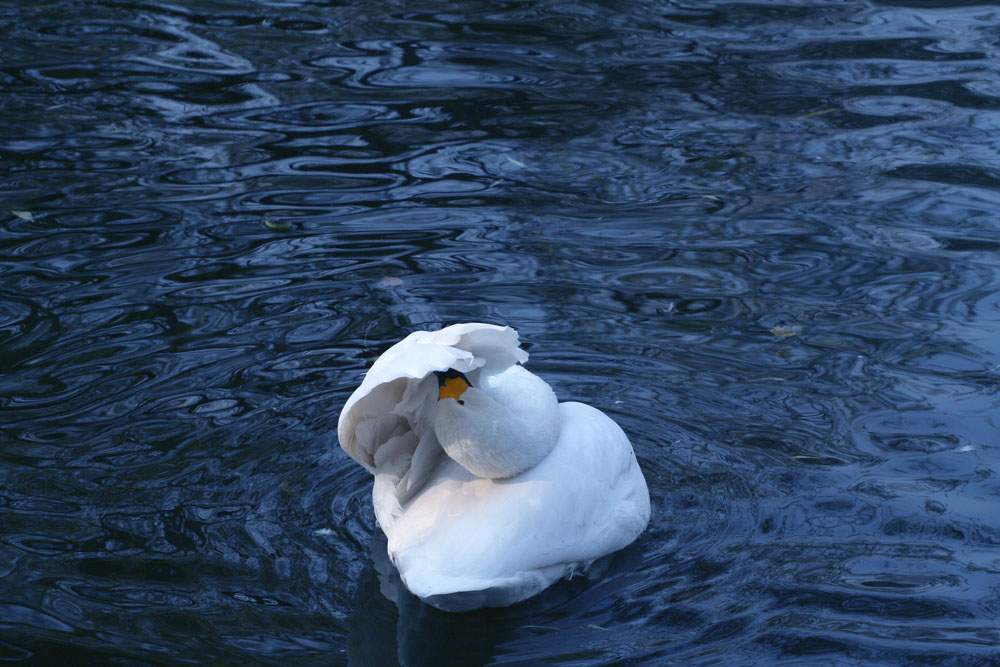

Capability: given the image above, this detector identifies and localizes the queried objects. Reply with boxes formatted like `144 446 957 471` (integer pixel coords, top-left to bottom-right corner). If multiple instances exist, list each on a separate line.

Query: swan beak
436 370 471 403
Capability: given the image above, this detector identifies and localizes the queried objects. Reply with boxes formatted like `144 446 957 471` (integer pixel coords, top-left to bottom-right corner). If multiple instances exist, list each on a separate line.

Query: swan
338 323 650 611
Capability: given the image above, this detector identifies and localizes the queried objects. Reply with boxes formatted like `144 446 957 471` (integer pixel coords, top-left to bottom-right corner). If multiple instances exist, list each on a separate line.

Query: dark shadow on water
348 532 644 666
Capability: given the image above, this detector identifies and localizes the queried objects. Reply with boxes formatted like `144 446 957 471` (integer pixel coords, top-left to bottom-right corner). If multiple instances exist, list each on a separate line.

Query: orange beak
438 374 470 402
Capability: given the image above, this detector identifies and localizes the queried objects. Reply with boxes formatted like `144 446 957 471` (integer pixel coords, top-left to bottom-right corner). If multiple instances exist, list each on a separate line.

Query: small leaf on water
770 324 802 338
11 210 34 221
795 107 838 121
264 215 291 231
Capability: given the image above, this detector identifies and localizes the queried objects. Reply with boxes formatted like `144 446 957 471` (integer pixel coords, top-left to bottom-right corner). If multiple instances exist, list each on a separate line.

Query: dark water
3 0 1000 664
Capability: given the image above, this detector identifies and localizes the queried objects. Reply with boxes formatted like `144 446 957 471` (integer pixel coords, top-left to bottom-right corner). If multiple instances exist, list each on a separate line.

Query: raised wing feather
338 323 527 470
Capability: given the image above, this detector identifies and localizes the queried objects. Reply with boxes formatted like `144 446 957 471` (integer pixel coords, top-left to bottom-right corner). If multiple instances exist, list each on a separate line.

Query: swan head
433 364 561 479
338 323 562 483
338 323 529 472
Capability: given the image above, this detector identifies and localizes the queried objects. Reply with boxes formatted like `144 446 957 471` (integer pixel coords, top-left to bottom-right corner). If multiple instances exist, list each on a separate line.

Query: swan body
338 323 650 611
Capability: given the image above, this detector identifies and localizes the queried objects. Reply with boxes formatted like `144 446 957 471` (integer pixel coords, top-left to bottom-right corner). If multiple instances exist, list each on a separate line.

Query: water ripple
2 0 1000 664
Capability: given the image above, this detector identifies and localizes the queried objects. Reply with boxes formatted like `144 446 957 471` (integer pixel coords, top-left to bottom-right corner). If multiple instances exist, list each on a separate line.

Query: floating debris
925 500 946 515
264 215 291 231
11 210 34 221
795 107 839 121
378 276 404 288
771 324 802 338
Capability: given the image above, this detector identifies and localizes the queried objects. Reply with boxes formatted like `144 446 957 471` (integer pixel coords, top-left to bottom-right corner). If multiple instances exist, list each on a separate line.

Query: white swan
338 323 650 611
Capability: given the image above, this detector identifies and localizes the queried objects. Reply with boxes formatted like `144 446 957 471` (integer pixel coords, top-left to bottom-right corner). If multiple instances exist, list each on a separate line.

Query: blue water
2 1 999 664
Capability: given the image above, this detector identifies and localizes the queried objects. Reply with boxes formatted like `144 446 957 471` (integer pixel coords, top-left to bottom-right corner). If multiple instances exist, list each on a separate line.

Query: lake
2 0 999 664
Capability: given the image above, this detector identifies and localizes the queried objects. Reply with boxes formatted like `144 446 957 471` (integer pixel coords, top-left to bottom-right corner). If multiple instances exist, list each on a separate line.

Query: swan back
390 401 650 611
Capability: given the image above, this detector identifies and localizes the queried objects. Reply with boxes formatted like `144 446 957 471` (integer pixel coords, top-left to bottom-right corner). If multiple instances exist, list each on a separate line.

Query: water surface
2 0 1000 664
